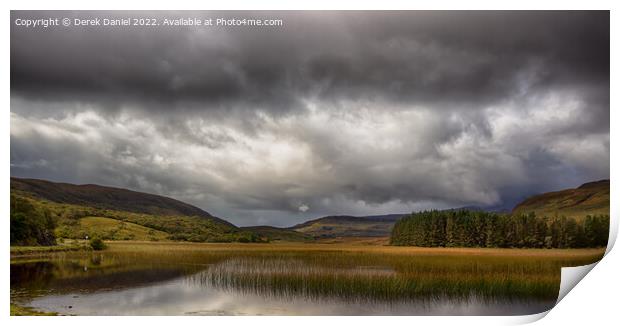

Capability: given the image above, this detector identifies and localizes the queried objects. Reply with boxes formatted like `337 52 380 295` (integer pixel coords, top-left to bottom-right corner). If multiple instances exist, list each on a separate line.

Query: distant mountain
360 214 407 222
240 226 313 242
289 214 407 238
512 180 610 220
11 177 234 227
446 205 511 213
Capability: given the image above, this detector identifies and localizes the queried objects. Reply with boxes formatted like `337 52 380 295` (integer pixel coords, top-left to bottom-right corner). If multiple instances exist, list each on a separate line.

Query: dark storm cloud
11 11 609 112
10 11 609 226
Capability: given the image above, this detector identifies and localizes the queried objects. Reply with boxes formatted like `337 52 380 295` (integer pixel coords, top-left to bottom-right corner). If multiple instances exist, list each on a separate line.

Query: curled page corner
556 261 599 304
515 261 601 324
605 216 618 255
512 310 551 324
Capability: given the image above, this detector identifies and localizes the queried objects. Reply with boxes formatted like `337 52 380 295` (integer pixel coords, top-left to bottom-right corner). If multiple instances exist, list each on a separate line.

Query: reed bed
193 256 562 302
98 242 604 302
22 241 604 303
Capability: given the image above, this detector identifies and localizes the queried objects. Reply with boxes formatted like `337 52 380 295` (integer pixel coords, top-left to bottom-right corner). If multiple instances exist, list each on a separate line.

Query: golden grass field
102 240 605 257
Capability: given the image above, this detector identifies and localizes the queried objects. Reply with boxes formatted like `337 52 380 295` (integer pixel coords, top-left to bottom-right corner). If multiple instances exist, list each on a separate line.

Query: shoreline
10 243 91 259
10 303 58 316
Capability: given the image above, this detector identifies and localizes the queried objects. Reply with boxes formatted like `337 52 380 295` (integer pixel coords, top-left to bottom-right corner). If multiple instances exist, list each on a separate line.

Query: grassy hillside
512 180 609 220
61 216 170 241
10 178 262 243
291 215 402 238
11 177 234 227
240 226 313 242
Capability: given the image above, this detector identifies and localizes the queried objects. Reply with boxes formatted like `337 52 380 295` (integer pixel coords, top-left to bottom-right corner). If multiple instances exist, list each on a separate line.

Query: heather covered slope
512 180 609 220
11 177 234 227
10 177 262 243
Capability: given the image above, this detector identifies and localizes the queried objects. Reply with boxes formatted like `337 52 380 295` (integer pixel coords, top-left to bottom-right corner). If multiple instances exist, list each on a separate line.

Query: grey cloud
10 11 609 226
11 11 609 113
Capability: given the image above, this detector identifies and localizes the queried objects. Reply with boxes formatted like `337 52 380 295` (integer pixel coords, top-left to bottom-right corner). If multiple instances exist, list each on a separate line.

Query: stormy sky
10 11 609 226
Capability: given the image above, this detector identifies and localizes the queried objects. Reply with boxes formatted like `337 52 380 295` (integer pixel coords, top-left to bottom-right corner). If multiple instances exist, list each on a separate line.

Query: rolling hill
11 177 233 227
10 177 250 243
289 214 406 238
240 226 313 242
512 180 610 219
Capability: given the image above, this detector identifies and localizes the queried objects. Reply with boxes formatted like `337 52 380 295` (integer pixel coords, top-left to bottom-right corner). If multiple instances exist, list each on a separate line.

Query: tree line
10 194 56 246
390 210 609 248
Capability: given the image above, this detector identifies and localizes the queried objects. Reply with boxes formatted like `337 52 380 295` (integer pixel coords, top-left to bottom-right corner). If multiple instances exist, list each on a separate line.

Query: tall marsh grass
20 242 604 303
100 242 604 302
